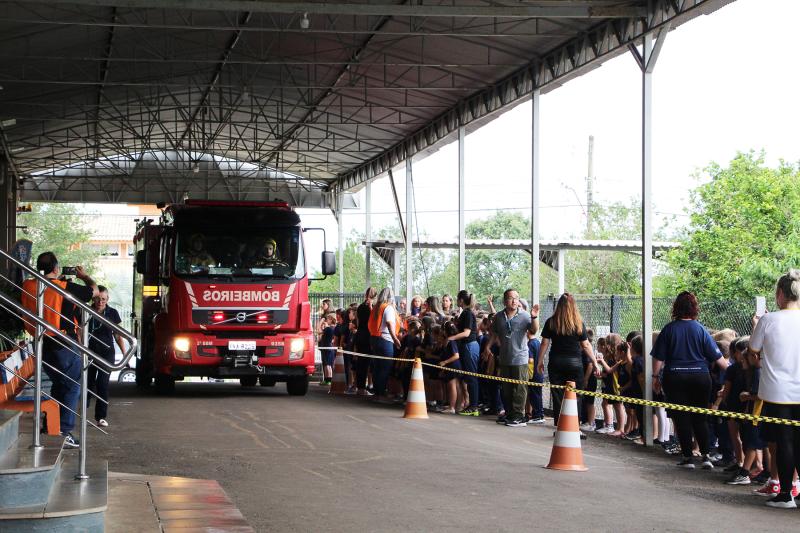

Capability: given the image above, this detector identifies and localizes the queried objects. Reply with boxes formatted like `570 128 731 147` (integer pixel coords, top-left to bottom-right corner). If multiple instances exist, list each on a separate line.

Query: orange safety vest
367 303 400 337
20 279 77 337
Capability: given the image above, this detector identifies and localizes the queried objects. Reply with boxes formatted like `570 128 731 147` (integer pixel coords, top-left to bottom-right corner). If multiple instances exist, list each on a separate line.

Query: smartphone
755 296 766 318
61 266 78 276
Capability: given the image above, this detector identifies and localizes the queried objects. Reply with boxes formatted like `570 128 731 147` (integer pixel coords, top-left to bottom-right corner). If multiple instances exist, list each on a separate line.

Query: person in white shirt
750 269 800 509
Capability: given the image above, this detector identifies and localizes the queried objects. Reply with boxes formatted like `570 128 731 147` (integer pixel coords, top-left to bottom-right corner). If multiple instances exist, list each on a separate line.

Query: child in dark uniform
319 314 336 385
436 322 462 414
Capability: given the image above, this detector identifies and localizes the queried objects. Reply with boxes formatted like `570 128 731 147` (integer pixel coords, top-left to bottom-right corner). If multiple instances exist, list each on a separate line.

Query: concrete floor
92 381 799 532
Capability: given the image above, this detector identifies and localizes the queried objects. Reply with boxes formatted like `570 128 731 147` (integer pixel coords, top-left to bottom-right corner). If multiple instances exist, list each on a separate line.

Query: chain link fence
538 295 759 337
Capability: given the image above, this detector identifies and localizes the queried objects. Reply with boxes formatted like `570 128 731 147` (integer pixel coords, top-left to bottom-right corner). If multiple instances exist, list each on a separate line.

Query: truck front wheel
240 376 258 387
286 377 308 396
154 374 175 395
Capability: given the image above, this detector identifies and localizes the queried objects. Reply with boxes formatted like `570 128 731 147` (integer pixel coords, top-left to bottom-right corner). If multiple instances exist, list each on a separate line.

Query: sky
82 0 800 276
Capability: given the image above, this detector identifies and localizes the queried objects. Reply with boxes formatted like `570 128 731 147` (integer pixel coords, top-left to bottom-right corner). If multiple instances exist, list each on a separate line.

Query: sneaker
357 389 374 397
457 407 480 417
709 452 723 462
495 415 508 425
435 404 452 413
754 480 781 497
677 458 695 469
580 423 595 432
61 433 80 449
665 444 683 456
726 473 751 485
724 462 743 473
505 418 528 427
344 387 357 395
624 430 641 441
753 470 771 485
97 419 108 427
528 417 545 425
595 425 614 434
438 408 456 414
765 493 797 509
700 455 714 470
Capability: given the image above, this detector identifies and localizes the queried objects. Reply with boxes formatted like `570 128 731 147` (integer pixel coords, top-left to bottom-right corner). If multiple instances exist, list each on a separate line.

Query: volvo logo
236 312 247 323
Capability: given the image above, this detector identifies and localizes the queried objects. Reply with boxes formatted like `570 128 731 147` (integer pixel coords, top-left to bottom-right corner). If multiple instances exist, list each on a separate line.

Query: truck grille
192 309 289 326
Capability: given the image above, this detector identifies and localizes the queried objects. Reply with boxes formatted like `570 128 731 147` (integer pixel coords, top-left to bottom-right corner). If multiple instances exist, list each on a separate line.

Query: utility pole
586 135 594 237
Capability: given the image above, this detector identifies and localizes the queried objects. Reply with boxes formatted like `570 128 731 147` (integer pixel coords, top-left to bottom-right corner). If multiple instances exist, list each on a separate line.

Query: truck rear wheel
154 374 175 395
286 377 308 396
258 376 276 387
240 376 258 387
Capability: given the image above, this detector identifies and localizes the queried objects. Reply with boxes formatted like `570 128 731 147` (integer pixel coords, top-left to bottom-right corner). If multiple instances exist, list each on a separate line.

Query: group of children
315 296 799 500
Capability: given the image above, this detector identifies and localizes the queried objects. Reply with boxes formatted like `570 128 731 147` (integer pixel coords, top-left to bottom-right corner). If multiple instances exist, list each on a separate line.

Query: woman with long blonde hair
537 293 595 429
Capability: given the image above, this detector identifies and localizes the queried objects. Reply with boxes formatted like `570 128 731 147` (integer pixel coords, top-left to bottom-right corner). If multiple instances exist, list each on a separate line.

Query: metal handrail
1 247 138 479
0 247 138 371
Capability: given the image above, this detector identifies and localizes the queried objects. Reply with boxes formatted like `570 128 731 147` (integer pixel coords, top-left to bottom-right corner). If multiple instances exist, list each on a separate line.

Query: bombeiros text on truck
131 200 336 395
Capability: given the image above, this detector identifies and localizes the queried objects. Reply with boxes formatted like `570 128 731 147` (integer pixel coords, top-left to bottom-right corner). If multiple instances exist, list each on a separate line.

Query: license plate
228 341 256 351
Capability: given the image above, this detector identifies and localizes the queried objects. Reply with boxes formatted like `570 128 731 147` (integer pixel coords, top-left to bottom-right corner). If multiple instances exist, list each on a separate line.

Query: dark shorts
322 348 336 366
740 421 766 451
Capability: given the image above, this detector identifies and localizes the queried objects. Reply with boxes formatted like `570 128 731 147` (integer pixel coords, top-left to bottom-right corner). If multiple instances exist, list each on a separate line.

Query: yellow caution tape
318 347 800 427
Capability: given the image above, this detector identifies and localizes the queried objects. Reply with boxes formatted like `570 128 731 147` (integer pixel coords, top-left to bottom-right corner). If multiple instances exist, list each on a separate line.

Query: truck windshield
174 226 305 279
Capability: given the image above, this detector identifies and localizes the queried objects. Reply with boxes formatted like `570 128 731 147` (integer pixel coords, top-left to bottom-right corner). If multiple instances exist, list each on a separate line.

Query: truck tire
135 365 152 389
258 376 276 387
240 376 258 387
286 377 309 396
154 374 175 395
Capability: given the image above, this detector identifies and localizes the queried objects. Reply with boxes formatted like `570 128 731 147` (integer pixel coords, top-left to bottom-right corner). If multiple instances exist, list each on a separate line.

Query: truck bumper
170 365 312 380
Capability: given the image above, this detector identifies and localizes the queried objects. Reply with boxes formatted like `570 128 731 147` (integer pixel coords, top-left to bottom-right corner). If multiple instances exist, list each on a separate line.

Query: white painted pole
365 180 372 288
337 192 344 306
557 249 566 296
405 159 413 304
458 126 466 291
531 89 541 305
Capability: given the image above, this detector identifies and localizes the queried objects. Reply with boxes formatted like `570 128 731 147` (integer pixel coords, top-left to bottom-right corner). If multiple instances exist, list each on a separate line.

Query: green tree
663 151 800 299
464 211 532 301
17 203 98 271
565 201 644 295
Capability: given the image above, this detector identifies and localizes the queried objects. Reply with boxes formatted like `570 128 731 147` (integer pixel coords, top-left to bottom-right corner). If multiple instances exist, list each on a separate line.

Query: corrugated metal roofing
0 1 732 202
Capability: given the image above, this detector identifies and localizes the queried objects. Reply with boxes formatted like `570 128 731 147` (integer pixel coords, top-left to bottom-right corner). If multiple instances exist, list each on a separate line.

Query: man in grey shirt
492 288 540 427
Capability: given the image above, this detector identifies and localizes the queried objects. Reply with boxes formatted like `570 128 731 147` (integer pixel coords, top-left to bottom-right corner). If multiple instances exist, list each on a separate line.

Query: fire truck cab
132 200 335 395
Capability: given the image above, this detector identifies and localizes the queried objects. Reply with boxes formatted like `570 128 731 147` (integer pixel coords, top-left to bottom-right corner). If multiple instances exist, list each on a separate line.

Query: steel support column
392 249 400 297
405 159 413 304
458 126 466 290
0 163 16 253
557 249 566 296
530 89 541 305
365 180 372 288
336 192 344 306
632 26 668 448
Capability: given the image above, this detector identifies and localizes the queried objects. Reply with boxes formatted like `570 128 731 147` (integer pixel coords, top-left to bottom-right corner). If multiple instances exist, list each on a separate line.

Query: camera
61 266 78 276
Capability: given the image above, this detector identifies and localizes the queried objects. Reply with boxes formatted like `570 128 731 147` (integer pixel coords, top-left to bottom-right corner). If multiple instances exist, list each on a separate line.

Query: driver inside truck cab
178 233 216 272
252 238 285 267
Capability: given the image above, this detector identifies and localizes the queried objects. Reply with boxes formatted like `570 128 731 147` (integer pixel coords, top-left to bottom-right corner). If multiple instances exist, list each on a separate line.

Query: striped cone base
546 381 588 472
329 349 347 395
403 359 429 419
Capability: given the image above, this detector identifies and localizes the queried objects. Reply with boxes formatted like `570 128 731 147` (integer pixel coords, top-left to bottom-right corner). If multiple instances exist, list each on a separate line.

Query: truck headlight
174 337 191 359
289 338 305 353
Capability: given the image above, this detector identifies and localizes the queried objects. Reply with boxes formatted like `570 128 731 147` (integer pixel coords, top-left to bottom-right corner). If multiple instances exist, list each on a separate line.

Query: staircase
0 410 107 532
0 246 137 532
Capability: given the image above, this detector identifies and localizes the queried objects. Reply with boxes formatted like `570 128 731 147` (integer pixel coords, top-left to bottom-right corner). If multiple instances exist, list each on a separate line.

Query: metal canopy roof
364 237 679 269
0 0 731 204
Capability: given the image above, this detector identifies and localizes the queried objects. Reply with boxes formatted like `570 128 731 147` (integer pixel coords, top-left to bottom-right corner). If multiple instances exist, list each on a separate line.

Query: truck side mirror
321 251 336 276
135 250 147 275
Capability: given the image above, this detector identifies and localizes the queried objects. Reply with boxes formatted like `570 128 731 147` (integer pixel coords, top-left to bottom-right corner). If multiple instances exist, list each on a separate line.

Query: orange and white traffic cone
329 349 347 395
546 381 588 471
403 358 429 419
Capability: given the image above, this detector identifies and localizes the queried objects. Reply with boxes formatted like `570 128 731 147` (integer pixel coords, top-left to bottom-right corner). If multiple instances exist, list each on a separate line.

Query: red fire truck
132 200 335 395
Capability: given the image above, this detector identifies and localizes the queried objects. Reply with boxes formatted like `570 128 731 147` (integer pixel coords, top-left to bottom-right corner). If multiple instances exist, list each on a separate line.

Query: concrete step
0 432 64 508
0 452 107 532
0 410 21 454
